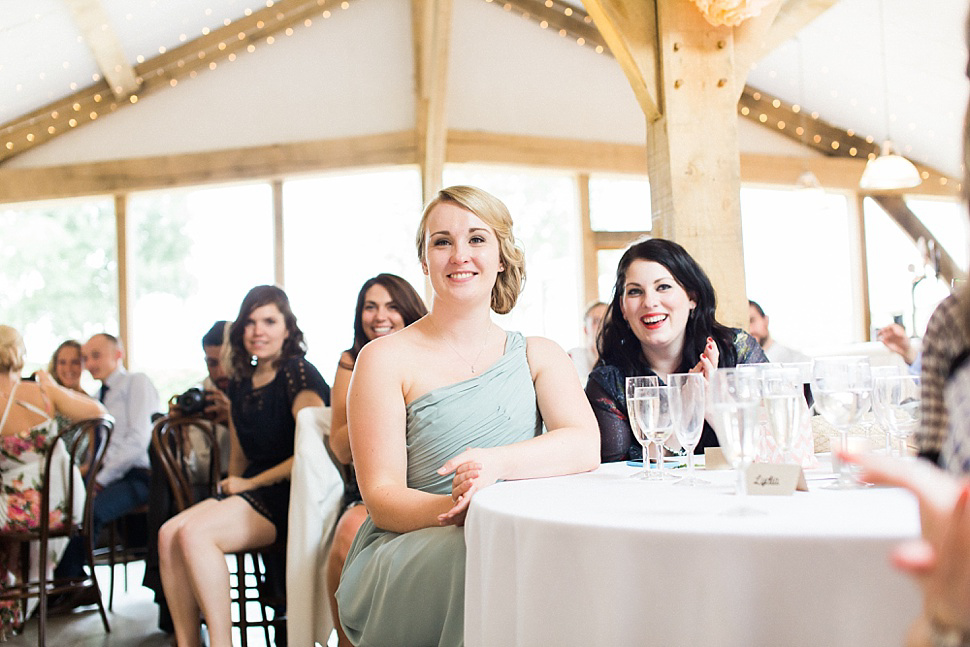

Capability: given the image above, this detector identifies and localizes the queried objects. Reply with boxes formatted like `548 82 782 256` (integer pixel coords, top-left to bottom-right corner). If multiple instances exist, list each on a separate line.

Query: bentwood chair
151 413 286 647
0 416 113 647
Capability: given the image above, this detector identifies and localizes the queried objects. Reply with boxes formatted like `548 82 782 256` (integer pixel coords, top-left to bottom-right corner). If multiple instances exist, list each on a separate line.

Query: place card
745 463 808 496
704 447 729 470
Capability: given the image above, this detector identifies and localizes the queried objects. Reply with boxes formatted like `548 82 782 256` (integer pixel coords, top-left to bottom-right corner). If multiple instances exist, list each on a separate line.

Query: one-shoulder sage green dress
336 331 541 647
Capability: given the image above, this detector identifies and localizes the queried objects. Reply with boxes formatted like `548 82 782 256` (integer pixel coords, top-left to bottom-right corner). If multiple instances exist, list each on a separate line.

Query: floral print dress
0 386 84 638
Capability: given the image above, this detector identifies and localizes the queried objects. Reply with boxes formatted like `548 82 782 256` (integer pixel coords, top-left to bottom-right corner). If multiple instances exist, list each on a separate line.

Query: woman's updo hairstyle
0 326 27 374
415 185 526 315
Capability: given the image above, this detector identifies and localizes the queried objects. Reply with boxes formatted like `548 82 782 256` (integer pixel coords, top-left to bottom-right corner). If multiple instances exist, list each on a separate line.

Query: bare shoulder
525 336 571 376
354 325 423 374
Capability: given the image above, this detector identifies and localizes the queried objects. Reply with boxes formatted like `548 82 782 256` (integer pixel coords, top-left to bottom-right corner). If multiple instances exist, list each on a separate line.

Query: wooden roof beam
871 195 966 285
738 85 960 191
731 0 783 100
756 0 838 59
580 0 660 121
0 0 360 165
64 0 140 99
412 0 453 203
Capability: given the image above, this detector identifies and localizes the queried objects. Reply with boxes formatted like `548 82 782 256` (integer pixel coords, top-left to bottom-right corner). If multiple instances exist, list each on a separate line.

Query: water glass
631 386 676 481
812 356 873 489
668 373 709 486
625 375 659 476
761 366 802 464
872 375 920 456
709 369 762 513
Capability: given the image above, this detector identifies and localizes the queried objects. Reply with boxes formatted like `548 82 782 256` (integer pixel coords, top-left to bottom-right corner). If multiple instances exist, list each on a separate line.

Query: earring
250 354 258 367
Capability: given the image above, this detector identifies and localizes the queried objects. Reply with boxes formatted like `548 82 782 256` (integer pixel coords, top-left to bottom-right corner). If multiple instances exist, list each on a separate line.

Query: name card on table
745 463 808 496
704 447 729 470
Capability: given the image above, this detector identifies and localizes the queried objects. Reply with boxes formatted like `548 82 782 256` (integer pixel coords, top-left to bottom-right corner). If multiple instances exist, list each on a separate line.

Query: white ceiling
1 0 967 179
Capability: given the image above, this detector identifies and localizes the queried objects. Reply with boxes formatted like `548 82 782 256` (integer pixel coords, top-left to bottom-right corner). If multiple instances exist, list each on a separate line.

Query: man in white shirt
748 300 811 364
54 332 160 597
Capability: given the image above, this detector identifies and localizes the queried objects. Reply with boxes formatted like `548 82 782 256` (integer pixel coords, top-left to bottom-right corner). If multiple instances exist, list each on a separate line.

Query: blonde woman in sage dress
336 186 601 647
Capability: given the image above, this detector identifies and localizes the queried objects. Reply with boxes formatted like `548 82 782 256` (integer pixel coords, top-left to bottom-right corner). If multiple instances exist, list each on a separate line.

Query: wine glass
625 375 659 476
631 386 677 481
761 366 802 464
812 356 873 489
872 375 920 457
870 366 902 454
668 373 709 486
709 368 762 513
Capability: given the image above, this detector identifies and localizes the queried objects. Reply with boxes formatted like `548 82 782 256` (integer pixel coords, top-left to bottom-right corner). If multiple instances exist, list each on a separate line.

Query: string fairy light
0 0 364 158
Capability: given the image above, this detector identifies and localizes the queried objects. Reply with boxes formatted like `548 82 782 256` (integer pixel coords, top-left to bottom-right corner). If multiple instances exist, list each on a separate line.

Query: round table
464 460 921 647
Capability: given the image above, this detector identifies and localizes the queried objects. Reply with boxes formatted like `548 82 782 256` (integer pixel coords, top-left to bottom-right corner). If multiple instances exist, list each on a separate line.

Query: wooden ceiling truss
0 0 360 165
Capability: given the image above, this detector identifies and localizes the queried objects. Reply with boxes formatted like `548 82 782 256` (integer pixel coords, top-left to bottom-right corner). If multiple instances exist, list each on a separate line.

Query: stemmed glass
625 376 659 477
812 356 873 489
709 368 762 513
668 373 709 486
631 386 677 481
761 366 802 464
870 366 902 454
872 375 920 457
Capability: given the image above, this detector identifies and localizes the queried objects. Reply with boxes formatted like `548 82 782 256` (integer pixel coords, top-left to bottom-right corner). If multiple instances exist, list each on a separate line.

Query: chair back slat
151 414 221 513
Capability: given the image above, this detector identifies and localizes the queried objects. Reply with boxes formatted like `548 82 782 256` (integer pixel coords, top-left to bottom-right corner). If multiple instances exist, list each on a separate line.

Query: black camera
174 387 208 416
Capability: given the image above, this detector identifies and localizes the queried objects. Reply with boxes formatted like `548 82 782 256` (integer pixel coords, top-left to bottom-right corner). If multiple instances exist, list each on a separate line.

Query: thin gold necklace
430 316 491 374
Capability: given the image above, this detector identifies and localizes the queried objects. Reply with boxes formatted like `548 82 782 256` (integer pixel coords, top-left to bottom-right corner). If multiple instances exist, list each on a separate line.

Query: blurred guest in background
326 273 427 647
54 332 160 609
48 340 85 393
748 300 810 364
158 285 329 647
568 301 608 383
588 239 766 462
877 322 922 375
0 325 106 634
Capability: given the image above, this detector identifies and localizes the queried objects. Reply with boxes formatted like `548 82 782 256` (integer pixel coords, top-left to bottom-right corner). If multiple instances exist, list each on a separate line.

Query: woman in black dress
158 285 330 647
587 238 766 462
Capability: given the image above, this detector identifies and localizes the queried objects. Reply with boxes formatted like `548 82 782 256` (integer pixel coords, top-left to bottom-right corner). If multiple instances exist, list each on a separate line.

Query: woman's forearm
491 426 600 481
329 421 352 465
363 484 455 533
247 456 294 489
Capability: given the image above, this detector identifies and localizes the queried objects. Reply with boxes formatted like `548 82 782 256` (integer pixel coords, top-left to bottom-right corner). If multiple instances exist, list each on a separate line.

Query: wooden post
114 193 131 368
648 0 747 327
272 179 285 288
583 0 784 328
577 174 599 305
412 0 452 204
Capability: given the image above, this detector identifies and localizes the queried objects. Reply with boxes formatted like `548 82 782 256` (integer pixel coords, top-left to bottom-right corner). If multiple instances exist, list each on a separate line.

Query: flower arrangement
690 0 774 27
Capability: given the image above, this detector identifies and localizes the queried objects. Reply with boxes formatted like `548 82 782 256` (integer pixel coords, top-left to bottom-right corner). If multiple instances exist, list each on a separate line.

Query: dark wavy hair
228 285 306 379
597 238 738 377
340 273 428 370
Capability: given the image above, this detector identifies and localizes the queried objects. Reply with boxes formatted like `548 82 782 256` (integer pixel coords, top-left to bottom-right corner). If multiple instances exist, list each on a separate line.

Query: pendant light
859 0 922 190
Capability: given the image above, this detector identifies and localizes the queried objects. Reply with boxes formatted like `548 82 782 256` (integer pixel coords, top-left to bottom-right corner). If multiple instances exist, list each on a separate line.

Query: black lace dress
228 356 330 544
586 328 766 463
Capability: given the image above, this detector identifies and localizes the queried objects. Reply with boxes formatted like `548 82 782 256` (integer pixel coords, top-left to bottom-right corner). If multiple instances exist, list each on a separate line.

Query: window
741 187 855 352
127 183 275 397
283 167 425 376
588 174 651 232
0 196 117 384
865 197 953 338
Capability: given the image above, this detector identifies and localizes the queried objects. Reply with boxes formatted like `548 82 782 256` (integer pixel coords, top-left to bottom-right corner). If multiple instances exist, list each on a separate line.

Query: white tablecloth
464 461 922 647
286 406 344 647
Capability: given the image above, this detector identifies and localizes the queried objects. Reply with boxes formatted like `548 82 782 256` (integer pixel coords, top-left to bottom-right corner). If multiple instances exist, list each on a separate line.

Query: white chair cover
287 406 344 647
